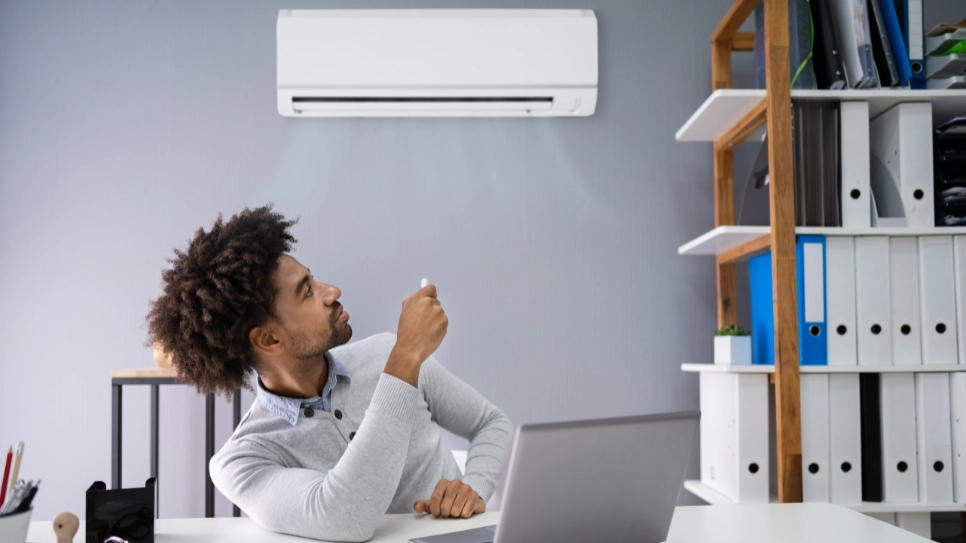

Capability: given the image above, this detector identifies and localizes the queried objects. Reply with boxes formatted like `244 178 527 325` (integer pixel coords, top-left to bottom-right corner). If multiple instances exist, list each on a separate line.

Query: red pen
0 447 10 507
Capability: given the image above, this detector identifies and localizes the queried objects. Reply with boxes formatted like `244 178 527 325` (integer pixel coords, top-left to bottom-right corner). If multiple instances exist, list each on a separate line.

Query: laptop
409 410 700 543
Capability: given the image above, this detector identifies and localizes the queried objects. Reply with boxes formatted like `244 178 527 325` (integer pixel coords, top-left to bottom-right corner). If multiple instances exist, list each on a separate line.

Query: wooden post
763 0 803 503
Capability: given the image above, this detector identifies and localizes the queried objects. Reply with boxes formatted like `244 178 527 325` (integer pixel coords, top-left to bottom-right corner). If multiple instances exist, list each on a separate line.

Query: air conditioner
276 9 598 117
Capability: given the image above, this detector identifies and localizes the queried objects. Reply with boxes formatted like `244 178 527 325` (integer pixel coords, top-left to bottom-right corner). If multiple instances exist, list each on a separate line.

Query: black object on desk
87 478 155 543
110 370 242 518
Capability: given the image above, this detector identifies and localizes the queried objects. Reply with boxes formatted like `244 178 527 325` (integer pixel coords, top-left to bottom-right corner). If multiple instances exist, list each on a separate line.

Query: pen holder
86 478 155 543
0 509 32 543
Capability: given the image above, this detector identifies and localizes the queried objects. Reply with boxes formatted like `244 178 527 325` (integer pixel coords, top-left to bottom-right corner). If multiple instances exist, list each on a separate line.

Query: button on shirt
256 354 351 426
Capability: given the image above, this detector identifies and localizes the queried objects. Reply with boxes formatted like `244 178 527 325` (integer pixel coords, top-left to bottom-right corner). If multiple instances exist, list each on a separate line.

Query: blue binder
748 236 829 366
878 0 912 86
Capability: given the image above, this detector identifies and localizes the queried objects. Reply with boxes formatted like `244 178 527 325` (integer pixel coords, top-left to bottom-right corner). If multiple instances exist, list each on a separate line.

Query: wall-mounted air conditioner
277 9 598 117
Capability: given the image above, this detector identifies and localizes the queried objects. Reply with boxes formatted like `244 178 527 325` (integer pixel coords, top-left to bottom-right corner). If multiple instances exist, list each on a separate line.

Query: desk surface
26 503 930 543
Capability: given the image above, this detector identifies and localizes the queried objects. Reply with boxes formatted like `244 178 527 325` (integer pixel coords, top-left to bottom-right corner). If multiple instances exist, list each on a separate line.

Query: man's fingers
451 489 469 518
429 479 448 517
459 494 479 518
474 496 487 514
439 480 461 517
414 500 428 514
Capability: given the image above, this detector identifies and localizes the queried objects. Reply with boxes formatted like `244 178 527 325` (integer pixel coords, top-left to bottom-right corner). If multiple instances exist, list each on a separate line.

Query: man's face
271 254 352 360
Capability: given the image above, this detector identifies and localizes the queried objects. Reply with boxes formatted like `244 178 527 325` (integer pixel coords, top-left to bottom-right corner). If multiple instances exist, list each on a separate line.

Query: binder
797 236 828 365
829 373 863 503
827 237 858 366
889 237 922 365
750 237 828 366
868 0 899 86
869 103 935 227
699 373 770 503
880 373 919 502
919 236 959 365
840 102 871 228
954 236 966 364
950 372 966 502
878 0 913 85
810 0 849 89
895 512 932 539
860 373 883 501
802 374 831 502
915 372 954 503
855 237 893 366
906 0 926 87
829 0 877 88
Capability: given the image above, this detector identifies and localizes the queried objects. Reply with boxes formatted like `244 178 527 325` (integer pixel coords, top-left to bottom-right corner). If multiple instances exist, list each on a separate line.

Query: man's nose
323 284 342 305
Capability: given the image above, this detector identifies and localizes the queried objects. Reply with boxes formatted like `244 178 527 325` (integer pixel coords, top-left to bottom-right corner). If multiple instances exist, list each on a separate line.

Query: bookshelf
683 0 966 512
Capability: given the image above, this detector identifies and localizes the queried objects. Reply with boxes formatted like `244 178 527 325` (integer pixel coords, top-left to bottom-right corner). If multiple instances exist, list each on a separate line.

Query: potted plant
714 325 752 365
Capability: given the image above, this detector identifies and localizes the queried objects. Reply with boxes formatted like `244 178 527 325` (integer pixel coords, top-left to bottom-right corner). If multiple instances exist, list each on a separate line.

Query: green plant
715 325 749 336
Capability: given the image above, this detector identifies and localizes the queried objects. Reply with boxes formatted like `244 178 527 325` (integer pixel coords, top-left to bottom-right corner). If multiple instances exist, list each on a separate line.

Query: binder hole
914 189 924 200
901 324 911 335
850 189 861 200
897 461 908 473
837 325 847 336
748 463 759 474
871 324 882 335
938 323 947 334
841 462 852 473
809 325 821 337
912 61 923 74
808 463 819 474
935 461 945 473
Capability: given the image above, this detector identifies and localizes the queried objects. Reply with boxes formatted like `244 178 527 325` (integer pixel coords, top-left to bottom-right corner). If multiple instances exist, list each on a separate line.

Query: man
146 205 513 542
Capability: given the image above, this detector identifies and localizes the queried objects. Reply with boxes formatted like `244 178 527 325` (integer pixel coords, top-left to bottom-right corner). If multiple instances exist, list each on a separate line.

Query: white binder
869 103 935 227
916 372 954 503
840 102 871 228
919 236 959 365
954 237 966 365
829 373 862 503
827 237 858 366
890 237 922 366
801 374 830 502
699 373 769 503
880 373 919 502
951 372 966 502
855 237 892 366
896 512 932 540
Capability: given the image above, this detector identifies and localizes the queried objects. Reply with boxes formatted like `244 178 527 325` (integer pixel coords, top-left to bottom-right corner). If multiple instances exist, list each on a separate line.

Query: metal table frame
111 375 242 518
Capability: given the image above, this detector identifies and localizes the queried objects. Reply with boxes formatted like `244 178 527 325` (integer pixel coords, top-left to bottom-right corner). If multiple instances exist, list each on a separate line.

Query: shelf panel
676 89 966 143
682 363 966 373
679 226 966 257
683 480 966 513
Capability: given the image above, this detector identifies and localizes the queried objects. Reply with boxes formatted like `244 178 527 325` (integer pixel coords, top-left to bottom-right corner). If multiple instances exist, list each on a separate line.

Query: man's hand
413 479 485 519
384 284 448 388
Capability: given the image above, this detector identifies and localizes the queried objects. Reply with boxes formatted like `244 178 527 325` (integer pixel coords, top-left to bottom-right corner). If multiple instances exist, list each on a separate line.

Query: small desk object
110 368 242 518
26 503 932 542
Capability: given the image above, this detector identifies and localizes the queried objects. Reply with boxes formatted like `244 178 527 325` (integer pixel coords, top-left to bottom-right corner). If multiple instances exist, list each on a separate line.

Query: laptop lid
493 410 699 543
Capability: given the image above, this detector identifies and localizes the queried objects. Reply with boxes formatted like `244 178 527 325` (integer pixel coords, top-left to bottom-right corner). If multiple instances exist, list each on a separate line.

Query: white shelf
676 88 966 142
678 226 966 256
682 363 966 373
684 480 966 513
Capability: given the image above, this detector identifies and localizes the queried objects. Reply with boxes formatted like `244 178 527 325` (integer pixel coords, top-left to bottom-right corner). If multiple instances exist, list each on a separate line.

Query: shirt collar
256 353 351 426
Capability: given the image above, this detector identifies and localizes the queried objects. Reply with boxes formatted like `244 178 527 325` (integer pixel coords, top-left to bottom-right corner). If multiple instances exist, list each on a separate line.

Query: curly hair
146 205 298 398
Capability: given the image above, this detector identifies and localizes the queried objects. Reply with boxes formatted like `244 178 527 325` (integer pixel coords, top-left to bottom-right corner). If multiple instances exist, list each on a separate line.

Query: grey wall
1 0 962 522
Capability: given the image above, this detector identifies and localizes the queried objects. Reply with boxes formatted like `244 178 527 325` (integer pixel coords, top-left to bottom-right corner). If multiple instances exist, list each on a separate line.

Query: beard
288 304 353 361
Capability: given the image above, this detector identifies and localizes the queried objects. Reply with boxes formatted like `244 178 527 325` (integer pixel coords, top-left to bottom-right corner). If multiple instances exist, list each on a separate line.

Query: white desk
26 503 930 542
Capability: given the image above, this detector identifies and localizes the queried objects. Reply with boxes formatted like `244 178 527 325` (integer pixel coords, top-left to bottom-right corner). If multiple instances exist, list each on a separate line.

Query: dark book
809 0 848 89
860 373 883 502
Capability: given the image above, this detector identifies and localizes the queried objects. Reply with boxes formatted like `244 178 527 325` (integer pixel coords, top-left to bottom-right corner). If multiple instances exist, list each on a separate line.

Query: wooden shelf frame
709 0 802 503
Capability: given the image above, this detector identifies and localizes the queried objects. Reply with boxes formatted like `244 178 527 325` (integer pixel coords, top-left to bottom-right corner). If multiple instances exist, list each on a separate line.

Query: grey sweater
209 333 514 542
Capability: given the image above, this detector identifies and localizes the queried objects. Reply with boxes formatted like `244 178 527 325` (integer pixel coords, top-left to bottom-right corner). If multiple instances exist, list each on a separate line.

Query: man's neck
259 354 329 399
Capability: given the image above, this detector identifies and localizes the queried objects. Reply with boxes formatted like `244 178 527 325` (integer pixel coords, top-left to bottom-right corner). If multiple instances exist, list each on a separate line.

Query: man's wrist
384 348 421 388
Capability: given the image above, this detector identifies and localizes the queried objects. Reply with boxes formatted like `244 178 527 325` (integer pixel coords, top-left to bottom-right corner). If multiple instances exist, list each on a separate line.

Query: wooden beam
714 98 768 151
732 31 755 51
717 262 738 328
712 39 733 91
712 0 760 43
717 234 772 264
764 0 803 504
714 143 737 328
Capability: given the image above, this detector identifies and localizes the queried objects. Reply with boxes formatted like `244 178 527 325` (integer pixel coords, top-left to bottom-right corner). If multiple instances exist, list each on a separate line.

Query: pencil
0 447 10 507
8 442 23 496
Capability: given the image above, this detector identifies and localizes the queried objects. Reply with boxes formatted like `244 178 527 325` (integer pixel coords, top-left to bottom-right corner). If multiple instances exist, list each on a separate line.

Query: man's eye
306 287 313 297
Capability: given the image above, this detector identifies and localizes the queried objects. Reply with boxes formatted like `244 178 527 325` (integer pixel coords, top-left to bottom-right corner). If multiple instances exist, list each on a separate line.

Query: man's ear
249 324 283 356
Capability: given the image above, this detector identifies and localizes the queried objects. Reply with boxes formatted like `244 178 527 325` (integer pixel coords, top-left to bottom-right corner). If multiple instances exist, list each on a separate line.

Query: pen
421 278 428 289
8 442 23 497
0 447 10 507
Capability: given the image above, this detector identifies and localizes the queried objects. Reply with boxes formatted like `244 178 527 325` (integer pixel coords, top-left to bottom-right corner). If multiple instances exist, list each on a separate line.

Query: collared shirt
256 353 351 426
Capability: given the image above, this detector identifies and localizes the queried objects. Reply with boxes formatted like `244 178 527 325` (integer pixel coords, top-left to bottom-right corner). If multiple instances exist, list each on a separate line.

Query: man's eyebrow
295 270 312 297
